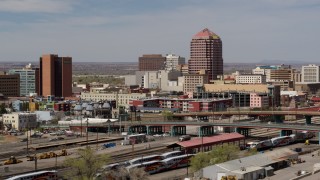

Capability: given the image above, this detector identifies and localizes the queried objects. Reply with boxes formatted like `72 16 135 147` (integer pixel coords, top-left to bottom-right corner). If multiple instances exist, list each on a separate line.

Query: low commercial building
80 92 147 108
202 148 298 180
130 97 232 113
204 84 281 107
236 74 266 84
2 113 37 131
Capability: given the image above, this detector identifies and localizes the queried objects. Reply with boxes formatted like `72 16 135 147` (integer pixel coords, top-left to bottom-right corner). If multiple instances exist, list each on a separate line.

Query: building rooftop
193 28 220 40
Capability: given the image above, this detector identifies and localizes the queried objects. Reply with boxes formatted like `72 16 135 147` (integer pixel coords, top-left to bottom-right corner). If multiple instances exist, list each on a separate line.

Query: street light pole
86 117 89 147
119 114 122 135
96 127 98 150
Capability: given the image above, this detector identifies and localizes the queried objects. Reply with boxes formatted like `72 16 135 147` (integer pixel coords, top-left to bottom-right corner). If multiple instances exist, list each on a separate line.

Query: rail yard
1 116 320 179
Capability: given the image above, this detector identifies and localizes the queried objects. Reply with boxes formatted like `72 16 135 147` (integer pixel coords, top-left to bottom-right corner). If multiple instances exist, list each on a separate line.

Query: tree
189 152 212 172
190 144 240 172
63 147 110 180
0 104 7 115
100 166 149 180
127 167 149 180
161 110 173 121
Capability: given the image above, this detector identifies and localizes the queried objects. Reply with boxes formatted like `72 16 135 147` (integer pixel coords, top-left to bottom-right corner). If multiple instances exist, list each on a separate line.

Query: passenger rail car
161 151 182 160
129 154 162 165
126 160 166 174
162 154 194 170
6 170 57 180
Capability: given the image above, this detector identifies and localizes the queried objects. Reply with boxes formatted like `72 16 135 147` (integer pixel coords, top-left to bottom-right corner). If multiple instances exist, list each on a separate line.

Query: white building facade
80 93 147 107
236 74 266 84
165 54 185 71
2 113 37 131
302 64 320 83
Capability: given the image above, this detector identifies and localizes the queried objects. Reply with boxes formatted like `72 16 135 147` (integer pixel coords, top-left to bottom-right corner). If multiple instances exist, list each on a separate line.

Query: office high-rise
138 54 166 71
8 63 38 96
39 54 72 97
188 28 223 81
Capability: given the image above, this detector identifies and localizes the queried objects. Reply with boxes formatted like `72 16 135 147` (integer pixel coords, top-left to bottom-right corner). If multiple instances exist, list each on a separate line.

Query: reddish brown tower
39 54 72 97
188 28 223 81
138 54 166 71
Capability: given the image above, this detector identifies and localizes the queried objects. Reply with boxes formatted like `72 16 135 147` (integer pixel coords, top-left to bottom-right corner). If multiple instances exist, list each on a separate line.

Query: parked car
179 135 191 142
162 132 171 137
49 137 64 141
20 138 28 142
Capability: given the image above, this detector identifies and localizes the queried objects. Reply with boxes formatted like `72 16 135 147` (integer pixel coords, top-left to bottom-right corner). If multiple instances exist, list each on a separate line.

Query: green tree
161 110 173 121
0 104 7 115
100 166 149 180
190 144 240 172
63 147 110 180
189 152 212 172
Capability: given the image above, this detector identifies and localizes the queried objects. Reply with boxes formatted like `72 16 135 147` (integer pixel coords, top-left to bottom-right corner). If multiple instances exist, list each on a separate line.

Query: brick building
138 54 166 71
188 28 223 81
39 54 72 97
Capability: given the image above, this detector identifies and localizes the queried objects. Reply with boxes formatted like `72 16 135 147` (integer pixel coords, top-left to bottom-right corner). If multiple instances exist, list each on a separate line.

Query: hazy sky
0 0 319 63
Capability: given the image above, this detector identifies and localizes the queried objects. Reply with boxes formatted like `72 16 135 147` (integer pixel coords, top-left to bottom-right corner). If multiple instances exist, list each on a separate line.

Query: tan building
39 54 72 97
204 84 281 106
176 64 189 75
138 54 166 71
0 74 20 97
80 92 147 107
2 113 37 131
183 74 209 93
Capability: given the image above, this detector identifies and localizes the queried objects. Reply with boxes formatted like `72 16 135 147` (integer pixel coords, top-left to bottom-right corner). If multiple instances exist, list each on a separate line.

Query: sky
0 0 319 63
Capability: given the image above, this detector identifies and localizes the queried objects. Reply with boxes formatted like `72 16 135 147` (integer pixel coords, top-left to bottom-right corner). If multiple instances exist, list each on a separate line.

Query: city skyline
0 0 319 63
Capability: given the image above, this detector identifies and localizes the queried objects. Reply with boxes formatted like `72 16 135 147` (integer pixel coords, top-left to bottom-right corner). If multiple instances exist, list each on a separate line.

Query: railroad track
1 145 170 179
0 137 123 162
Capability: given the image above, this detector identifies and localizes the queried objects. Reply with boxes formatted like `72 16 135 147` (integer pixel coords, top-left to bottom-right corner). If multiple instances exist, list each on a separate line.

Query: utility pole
34 155 37 170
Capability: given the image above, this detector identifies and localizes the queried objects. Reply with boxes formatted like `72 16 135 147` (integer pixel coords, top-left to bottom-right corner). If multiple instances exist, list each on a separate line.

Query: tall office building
0 74 20 97
39 54 72 97
138 54 166 71
188 28 223 81
302 64 320 83
165 54 185 71
8 64 38 96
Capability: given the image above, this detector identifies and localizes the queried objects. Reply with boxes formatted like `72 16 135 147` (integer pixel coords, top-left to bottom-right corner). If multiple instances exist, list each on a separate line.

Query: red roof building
168 133 245 153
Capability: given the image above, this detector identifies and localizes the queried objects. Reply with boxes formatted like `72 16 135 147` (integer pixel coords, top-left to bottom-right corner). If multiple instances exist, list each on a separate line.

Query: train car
162 154 194 170
126 160 166 174
247 140 273 151
161 151 183 160
271 136 292 147
99 163 130 172
129 154 162 165
6 170 57 180
127 134 147 144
